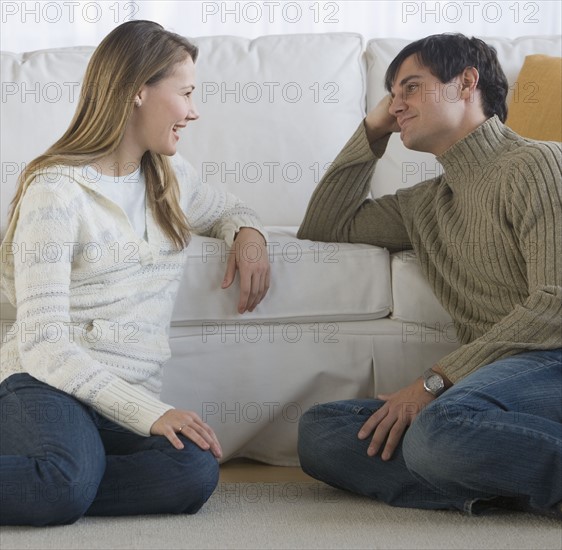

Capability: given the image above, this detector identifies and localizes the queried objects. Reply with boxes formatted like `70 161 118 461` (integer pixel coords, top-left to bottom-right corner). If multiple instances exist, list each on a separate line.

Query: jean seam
446 355 562 408
445 413 562 448
320 403 376 417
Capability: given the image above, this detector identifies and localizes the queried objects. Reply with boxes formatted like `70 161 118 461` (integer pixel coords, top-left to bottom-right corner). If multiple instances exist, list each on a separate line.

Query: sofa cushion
505 54 562 142
0 227 391 326
389 251 453 329
171 227 391 325
365 35 562 199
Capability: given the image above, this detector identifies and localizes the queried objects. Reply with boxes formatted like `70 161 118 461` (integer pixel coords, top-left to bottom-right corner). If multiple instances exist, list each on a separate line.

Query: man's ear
460 66 479 99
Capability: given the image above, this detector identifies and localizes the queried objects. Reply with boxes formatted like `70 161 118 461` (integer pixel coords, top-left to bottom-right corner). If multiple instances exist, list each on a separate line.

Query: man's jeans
0 373 219 526
298 349 562 517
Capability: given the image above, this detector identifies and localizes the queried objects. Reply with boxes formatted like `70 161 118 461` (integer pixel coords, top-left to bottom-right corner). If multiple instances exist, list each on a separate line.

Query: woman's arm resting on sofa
222 227 270 314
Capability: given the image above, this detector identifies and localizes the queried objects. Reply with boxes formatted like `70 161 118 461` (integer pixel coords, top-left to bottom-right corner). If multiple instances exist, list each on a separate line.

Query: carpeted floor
1 461 561 550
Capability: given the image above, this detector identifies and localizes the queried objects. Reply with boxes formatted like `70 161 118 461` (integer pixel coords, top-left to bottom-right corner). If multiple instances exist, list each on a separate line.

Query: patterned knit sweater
0 155 266 436
298 116 562 383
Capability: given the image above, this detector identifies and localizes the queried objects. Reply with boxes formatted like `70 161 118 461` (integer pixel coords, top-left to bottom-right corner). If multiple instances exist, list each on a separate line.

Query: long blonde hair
9 20 198 250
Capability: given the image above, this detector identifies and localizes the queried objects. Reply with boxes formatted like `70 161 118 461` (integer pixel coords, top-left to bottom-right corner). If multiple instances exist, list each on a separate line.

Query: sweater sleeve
436 142 562 383
9 181 174 436
172 154 268 247
297 122 411 252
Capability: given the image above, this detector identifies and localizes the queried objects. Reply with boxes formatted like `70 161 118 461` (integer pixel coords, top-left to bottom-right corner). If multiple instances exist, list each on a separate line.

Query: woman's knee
162 444 220 514
191 450 220 512
18 453 106 526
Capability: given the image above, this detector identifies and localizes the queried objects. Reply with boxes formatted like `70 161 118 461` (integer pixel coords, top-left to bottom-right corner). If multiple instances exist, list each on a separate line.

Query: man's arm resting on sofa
297 96 411 251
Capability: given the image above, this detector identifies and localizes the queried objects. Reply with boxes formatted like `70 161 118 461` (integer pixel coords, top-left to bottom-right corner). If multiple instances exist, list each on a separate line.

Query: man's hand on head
364 94 401 143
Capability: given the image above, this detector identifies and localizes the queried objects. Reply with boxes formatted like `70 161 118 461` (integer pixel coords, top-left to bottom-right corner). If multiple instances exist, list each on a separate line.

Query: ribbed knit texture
298 116 562 382
0 154 266 436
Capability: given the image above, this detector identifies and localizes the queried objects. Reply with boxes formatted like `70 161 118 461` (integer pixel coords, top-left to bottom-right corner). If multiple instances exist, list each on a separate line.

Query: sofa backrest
1 33 560 237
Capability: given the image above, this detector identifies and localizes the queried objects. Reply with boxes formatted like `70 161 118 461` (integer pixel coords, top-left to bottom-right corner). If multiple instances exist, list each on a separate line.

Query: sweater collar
436 116 520 189
49 165 159 263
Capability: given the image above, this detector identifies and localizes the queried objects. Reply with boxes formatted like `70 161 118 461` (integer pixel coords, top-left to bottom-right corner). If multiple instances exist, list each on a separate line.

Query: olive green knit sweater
298 116 562 383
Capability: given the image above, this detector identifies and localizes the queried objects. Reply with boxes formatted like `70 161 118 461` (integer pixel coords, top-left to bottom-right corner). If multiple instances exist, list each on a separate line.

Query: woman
0 20 270 525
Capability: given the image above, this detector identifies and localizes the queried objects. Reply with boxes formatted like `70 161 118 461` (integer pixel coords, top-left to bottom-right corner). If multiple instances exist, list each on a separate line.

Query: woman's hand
222 227 270 313
151 409 222 458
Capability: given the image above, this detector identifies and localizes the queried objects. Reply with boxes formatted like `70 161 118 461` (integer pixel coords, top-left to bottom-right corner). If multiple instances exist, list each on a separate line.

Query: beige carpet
1 461 561 550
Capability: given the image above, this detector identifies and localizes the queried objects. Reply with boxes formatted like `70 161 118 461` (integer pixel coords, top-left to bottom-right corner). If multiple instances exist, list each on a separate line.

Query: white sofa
1 33 560 465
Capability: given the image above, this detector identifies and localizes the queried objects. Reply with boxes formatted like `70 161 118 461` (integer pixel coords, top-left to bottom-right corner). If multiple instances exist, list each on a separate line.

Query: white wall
1 0 561 52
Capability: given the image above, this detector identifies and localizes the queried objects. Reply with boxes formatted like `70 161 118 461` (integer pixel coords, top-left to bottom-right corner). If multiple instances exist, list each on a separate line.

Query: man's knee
297 404 337 474
402 400 467 488
298 402 370 479
298 404 324 442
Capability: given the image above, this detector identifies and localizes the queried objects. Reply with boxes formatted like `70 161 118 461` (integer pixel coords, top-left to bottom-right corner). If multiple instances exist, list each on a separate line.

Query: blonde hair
9 20 199 250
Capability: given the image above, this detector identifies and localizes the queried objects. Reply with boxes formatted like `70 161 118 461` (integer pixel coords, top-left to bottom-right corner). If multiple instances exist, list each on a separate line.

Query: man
297 33 561 517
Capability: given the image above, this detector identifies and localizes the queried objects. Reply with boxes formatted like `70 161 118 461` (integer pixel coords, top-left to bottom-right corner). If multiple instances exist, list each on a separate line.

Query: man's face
389 54 470 156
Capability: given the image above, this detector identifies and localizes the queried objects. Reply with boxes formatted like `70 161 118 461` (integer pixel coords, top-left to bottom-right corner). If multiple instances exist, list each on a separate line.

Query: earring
134 97 141 107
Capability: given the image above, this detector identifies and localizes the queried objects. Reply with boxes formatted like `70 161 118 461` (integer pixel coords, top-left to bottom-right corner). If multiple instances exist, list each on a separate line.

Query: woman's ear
135 84 149 106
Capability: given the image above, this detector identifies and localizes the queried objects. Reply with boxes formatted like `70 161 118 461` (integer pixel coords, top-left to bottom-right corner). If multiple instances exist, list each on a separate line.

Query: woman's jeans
0 373 219 526
298 349 562 517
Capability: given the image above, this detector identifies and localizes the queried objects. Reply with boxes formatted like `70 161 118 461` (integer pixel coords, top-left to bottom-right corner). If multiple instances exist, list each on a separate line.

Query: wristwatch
422 368 446 397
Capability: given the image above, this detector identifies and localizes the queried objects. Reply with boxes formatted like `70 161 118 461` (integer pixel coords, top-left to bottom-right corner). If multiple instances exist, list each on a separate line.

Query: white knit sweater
0 154 266 436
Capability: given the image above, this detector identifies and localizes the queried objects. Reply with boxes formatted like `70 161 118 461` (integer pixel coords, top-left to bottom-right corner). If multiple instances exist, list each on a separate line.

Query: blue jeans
0 373 219 526
298 349 562 517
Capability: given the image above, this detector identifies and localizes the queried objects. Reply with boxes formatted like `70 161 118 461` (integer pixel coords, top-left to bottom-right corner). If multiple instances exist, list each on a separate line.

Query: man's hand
222 227 270 313
357 377 435 461
151 409 222 458
364 94 401 143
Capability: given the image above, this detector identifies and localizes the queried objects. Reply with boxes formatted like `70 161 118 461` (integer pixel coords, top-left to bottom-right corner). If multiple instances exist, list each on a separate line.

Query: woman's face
133 56 199 156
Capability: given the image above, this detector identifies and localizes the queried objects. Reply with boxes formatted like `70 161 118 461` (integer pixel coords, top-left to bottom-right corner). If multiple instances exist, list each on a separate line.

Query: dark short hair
384 33 508 122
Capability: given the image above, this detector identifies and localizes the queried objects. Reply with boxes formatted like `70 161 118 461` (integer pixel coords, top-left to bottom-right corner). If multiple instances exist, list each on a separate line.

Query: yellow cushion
505 54 562 142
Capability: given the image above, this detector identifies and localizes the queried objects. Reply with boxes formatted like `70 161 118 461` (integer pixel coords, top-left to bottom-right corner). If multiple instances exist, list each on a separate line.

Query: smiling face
389 54 474 156
131 56 199 157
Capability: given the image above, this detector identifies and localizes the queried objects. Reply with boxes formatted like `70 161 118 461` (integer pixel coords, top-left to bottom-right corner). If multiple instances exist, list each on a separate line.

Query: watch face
424 370 445 395
427 375 443 392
